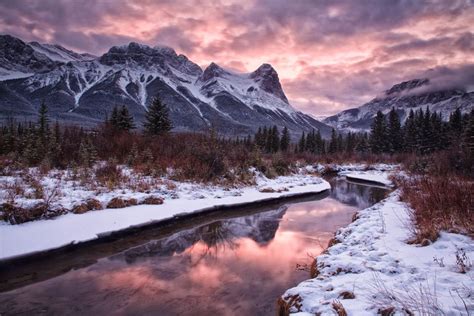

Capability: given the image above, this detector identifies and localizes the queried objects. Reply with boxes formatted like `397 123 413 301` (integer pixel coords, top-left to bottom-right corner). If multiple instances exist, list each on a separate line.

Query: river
0 177 387 315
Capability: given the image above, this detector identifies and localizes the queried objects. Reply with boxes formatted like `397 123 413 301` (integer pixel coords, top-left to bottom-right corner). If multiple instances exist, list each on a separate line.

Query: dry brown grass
398 175 474 243
277 294 302 316
332 300 348 316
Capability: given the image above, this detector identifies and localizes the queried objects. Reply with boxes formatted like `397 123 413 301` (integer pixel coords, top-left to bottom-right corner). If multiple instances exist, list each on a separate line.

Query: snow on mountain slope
324 78 474 132
29 42 96 63
0 35 333 137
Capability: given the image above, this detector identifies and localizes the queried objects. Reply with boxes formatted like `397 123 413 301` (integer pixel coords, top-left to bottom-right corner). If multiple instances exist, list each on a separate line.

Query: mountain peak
252 63 277 76
200 62 228 81
385 78 430 96
250 63 288 104
0 34 58 74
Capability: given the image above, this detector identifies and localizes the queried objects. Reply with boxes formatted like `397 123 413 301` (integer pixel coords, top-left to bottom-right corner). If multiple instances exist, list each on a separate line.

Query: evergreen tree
306 129 316 153
355 133 369 154
143 97 173 135
117 105 135 131
298 132 306 153
403 109 417 152
387 107 402 153
463 110 474 157
280 126 290 152
328 128 338 154
369 111 387 154
315 130 323 154
37 101 51 159
449 107 463 139
110 106 119 127
419 107 434 154
79 137 97 167
270 125 280 152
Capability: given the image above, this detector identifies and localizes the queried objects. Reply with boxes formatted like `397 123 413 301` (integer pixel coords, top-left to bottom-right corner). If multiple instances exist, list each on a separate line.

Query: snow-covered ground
282 191 474 315
313 163 398 187
0 170 330 261
343 171 393 187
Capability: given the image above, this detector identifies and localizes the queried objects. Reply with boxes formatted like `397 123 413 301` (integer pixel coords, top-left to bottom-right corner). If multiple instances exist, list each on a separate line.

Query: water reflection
0 178 387 315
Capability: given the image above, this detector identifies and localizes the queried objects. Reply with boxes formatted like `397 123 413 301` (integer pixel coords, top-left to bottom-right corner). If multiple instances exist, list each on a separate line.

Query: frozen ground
0 170 330 260
314 163 398 187
342 171 393 187
282 191 474 315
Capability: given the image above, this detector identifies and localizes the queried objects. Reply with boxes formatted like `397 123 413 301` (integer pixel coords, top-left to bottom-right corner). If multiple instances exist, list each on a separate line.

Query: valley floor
281 177 474 315
2 163 472 315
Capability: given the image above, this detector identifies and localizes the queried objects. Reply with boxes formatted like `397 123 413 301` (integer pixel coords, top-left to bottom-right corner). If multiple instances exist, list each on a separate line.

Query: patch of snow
343 171 393 187
282 191 474 315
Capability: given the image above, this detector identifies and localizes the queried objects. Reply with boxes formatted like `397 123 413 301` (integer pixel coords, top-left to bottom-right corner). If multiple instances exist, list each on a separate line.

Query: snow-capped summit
384 78 429 96
250 63 289 104
324 78 474 132
100 42 202 77
29 41 96 63
0 34 58 78
199 62 227 82
0 34 332 138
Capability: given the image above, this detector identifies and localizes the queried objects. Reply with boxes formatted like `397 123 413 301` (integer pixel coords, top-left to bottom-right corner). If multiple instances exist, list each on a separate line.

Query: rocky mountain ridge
0 34 332 138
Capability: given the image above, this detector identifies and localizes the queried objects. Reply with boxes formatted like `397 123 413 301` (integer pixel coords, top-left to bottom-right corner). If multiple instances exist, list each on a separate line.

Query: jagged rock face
385 78 429 96
0 34 333 138
0 35 58 76
324 78 474 132
249 63 288 104
29 41 96 63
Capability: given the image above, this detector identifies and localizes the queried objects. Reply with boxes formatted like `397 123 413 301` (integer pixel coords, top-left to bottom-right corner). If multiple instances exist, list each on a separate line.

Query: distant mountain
324 78 474 132
0 34 332 138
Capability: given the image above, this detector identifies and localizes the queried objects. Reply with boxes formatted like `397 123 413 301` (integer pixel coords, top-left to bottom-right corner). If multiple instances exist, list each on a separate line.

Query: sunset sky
1 0 473 117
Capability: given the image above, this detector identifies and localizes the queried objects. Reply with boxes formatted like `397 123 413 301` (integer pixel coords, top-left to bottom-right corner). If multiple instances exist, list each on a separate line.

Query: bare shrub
2 180 25 203
106 197 137 209
277 294 302 316
332 300 348 316
140 196 163 205
368 272 443 315
455 247 472 274
398 176 474 243
95 160 126 189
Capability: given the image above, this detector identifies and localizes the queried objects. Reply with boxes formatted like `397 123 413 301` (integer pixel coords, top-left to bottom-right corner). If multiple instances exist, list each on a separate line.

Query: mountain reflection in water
0 177 387 315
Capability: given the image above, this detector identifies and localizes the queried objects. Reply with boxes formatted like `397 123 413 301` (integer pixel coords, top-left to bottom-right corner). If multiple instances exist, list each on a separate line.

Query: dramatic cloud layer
1 0 473 116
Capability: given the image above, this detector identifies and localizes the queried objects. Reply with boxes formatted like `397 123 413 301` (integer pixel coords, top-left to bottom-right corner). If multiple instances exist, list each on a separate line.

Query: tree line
1 96 473 171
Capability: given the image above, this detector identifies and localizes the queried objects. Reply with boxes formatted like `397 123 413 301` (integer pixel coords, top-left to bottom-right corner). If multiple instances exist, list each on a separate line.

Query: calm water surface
0 178 387 315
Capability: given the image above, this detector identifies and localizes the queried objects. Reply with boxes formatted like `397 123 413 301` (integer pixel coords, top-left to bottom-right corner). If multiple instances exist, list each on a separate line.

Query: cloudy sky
1 0 473 117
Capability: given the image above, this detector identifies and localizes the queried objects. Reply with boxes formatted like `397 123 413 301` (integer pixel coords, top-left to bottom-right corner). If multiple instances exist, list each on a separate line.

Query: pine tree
117 105 135 131
79 137 97 167
387 107 402 153
328 128 338 154
419 107 434 154
463 110 474 157
110 106 119 127
449 108 463 144
298 132 306 153
38 101 49 138
306 129 316 153
270 125 280 152
355 133 369 154
280 126 290 152
369 111 387 154
403 109 417 152
143 97 173 135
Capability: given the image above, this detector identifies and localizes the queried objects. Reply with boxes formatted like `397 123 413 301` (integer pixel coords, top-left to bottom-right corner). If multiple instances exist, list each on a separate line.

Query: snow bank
0 174 330 261
282 192 474 315
343 171 393 187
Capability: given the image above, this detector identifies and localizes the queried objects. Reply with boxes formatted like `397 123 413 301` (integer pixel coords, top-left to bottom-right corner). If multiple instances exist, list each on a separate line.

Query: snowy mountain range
324 78 474 132
0 34 332 138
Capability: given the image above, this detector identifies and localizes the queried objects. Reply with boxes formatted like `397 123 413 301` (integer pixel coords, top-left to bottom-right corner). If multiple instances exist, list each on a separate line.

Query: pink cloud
0 0 473 116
